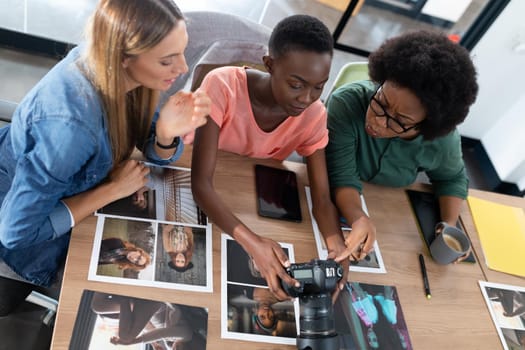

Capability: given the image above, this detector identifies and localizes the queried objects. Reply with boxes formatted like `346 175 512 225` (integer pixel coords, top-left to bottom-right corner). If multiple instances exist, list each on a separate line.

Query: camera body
282 259 343 350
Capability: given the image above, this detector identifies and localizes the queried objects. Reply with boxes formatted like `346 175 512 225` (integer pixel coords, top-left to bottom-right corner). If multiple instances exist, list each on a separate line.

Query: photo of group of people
69 290 208 350
334 282 413 350
220 234 299 345
480 281 525 350
89 165 212 292
305 187 386 273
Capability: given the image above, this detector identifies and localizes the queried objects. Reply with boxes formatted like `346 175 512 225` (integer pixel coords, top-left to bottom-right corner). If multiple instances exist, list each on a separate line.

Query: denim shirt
0 46 183 286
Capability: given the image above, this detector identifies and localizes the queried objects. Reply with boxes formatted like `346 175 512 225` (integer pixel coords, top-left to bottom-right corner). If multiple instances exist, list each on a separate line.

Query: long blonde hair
83 0 184 164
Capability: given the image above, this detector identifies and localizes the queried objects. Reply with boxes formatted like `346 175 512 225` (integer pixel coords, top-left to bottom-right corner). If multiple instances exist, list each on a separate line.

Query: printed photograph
480 281 525 350
501 328 525 350
226 284 296 338
221 234 298 345
89 216 212 292
69 290 208 350
95 216 156 281
226 237 270 287
305 187 386 274
154 223 208 286
335 282 413 350
97 164 207 226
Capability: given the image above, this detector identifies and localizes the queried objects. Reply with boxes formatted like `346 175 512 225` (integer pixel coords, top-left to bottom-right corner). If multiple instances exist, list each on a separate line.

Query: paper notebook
467 196 525 277
405 189 475 263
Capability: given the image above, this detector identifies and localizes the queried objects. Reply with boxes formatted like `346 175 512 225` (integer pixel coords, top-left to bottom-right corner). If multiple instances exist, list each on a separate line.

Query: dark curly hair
368 30 478 140
269 14 333 58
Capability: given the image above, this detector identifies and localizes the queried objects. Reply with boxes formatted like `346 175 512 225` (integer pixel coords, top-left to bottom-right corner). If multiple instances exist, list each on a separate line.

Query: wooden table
51 148 517 349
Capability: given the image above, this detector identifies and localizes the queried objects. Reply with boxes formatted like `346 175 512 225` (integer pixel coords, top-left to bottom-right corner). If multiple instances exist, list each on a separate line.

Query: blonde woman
0 0 210 315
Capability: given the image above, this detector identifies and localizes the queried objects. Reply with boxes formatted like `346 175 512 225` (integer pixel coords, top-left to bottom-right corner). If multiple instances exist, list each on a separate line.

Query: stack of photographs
88 164 213 292
220 234 299 345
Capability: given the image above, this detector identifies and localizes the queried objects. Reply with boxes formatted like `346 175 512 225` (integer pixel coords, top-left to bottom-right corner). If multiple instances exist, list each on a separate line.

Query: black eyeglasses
369 85 421 134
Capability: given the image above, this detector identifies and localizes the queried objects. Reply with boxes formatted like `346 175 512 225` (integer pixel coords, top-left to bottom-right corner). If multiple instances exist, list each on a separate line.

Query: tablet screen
254 164 302 222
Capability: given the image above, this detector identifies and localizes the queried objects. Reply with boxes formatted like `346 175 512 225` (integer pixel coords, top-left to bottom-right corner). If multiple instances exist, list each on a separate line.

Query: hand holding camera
281 259 344 350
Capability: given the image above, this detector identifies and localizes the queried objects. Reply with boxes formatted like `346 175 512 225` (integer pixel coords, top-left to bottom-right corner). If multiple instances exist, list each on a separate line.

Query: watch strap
156 136 180 149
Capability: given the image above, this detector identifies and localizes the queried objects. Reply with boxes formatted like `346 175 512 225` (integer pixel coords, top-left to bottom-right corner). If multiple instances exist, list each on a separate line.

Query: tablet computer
406 189 475 263
254 164 302 222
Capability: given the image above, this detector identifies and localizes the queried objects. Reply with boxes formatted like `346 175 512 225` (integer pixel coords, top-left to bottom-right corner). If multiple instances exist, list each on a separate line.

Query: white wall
459 0 525 190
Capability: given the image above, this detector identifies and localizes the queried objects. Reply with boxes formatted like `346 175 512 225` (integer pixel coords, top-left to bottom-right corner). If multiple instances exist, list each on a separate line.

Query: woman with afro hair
325 30 478 264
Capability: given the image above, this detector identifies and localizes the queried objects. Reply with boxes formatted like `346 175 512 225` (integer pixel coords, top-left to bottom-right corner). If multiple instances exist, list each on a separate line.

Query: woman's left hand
454 246 472 263
156 89 211 141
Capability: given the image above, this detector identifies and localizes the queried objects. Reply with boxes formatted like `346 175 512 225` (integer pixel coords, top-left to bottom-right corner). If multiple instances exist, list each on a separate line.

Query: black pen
418 253 431 299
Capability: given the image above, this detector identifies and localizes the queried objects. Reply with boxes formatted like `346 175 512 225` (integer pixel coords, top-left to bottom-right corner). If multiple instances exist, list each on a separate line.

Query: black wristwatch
156 136 180 149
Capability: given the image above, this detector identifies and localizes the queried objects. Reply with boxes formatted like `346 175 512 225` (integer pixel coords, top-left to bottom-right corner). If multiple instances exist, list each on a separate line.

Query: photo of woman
227 284 296 338
96 217 155 280
154 223 207 287
98 237 152 272
162 224 195 272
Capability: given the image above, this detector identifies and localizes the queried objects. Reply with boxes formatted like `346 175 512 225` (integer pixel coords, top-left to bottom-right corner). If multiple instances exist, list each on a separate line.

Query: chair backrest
0 99 17 127
160 11 271 105
328 61 369 97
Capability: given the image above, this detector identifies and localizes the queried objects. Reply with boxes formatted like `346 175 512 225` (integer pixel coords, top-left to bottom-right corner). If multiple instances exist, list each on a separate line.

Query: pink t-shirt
196 66 328 161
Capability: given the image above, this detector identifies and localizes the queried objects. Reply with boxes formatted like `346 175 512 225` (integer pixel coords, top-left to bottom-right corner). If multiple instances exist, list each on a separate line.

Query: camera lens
281 259 342 350
298 293 335 337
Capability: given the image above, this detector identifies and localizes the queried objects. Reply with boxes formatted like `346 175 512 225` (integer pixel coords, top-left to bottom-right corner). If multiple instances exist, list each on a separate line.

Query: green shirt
325 81 468 199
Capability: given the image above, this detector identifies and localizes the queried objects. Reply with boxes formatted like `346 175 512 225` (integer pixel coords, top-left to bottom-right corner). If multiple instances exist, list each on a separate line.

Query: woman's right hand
131 186 149 209
246 235 298 301
156 89 211 141
108 160 150 201
335 216 376 262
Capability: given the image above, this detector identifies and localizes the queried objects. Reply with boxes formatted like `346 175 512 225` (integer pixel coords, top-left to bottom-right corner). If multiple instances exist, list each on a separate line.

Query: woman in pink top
191 15 347 300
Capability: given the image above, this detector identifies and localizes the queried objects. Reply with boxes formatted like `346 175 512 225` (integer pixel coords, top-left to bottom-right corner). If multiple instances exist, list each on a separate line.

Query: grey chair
0 99 17 127
0 99 60 326
161 11 271 103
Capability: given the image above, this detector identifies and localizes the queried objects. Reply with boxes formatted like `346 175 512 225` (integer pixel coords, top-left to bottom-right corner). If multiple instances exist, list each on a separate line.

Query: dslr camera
282 259 343 350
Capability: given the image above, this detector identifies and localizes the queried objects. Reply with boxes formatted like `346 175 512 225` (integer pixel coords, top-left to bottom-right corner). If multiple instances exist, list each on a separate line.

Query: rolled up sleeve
144 110 185 165
325 92 363 193
0 118 96 249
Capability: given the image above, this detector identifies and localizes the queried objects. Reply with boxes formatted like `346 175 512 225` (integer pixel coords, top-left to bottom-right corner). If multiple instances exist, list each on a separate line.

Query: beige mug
430 222 470 264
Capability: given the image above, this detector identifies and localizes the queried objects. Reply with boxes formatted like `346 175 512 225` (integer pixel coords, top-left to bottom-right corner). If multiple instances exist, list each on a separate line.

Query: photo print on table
69 290 208 350
335 282 413 350
97 164 207 226
305 186 386 273
479 281 525 350
220 234 299 345
89 216 212 292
